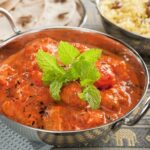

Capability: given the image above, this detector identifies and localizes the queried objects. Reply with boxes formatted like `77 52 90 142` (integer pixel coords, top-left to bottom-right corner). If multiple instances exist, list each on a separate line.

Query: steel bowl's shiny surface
94 0 150 57
0 8 150 147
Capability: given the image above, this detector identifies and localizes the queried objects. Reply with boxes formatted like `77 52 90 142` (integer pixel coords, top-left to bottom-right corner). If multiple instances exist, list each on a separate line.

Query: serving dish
0 8 150 146
94 0 150 57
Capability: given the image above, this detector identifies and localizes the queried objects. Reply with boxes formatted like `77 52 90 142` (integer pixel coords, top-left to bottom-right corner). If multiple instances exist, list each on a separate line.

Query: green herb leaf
42 71 58 85
36 42 102 110
78 48 102 63
36 49 65 75
49 80 63 101
63 67 79 82
58 41 80 65
79 85 101 109
73 60 100 87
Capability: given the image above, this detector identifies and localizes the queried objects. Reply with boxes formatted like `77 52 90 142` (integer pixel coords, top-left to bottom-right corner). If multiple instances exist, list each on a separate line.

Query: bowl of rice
95 0 150 56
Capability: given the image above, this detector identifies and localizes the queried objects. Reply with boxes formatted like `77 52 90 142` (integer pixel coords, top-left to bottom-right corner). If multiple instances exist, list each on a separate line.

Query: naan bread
0 0 84 40
66 0 84 26
35 0 76 27
0 0 8 5
0 0 20 11
0 0 45 40
10 0 46 30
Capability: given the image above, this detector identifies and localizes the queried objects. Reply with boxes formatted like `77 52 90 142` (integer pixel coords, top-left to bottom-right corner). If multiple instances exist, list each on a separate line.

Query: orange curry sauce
0 38 142 131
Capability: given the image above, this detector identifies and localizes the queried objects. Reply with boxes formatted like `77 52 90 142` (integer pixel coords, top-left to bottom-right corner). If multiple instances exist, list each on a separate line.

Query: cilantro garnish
36 41 102 109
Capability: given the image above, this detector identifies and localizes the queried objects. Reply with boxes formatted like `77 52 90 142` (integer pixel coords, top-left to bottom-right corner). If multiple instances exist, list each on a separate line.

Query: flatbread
0 0 20 11
0 0 45 40
0 0 84 41
10 0 46 30
0 0 8 5
66 0 84 26
35 0 76 27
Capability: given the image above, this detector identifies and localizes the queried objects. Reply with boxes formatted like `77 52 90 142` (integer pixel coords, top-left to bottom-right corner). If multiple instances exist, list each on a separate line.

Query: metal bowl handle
0 8 20 42
124 96 150 126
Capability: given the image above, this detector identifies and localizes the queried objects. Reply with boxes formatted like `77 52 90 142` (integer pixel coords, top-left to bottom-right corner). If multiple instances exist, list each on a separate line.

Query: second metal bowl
94 0 150 57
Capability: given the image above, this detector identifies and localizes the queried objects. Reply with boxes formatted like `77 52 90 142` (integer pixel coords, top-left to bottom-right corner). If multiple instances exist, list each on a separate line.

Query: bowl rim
0 26 149 134
95 0 150 40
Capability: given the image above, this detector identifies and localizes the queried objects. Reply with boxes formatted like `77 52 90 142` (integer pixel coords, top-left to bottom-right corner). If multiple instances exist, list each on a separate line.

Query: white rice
99 0 150 37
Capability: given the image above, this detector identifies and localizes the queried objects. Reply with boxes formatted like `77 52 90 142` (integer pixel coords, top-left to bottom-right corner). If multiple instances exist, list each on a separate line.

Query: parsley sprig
36 41 102 109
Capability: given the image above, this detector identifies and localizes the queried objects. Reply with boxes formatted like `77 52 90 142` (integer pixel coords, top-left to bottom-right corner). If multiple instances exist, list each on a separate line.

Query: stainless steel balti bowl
94 0 150 57
0 8 150 147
